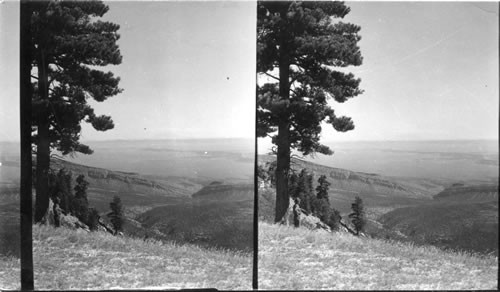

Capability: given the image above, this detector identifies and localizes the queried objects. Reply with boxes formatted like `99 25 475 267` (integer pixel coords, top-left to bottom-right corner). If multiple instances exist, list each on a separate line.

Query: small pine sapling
87 208 100 231
348 196 366 235
73 175 90 224
108 196 124 235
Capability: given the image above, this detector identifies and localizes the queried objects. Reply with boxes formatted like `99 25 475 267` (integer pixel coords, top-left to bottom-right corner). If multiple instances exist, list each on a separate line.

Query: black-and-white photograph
0 0 498 291
1 1 254 289
256 1 498 290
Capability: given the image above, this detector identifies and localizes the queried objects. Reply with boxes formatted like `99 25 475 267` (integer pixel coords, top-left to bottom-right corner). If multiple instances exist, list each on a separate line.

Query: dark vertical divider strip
20 0 34 290
252 2 258 288
253 102 258 290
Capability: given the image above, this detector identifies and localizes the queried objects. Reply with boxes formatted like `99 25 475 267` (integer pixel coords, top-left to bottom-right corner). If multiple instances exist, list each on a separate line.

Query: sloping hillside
258 158 499 256
259 156 433 216
49 160 254 252
0 225 251 290
137 183 254 252
379 200 498 255
258 222 497 290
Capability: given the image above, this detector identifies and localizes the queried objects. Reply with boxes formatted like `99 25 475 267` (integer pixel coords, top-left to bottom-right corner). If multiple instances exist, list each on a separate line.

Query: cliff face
299 159 434 198
434 184 498 202
192 183 254 201
259 155 433 200
50 158 193 198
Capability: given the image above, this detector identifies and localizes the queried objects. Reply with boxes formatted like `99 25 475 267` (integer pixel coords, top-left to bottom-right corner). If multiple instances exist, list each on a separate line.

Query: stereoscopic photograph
1 0 254 289
0 0 498 291
256 1 498 290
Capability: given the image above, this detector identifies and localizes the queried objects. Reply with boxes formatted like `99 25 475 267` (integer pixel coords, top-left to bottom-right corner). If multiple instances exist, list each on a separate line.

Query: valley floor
0 225 251 290
259 222 498 290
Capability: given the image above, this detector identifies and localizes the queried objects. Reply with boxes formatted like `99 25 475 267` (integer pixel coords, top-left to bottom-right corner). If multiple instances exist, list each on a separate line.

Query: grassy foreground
259 222 498 290
0 224 251 290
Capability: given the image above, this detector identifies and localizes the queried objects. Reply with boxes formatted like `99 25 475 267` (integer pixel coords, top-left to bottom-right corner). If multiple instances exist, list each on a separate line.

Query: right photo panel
256 1 498 290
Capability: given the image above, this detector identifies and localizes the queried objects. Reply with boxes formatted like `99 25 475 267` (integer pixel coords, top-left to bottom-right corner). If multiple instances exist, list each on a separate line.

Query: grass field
259 222 498 290
0 225 251 290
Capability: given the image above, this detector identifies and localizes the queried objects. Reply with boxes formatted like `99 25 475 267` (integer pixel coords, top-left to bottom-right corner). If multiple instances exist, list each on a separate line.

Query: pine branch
264 72 280 82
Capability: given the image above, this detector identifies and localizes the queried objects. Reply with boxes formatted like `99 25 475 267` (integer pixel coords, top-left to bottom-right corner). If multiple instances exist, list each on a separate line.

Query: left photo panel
1 1 256 290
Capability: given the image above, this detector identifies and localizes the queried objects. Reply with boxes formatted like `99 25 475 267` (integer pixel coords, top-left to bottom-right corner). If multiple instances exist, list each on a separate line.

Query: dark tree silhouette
316 175 330 202
48 168 73 215
348 196 366 235
257 1 363 222
312 174 340 230
87 208 100 231
108 196 124 235
72 174 90 224
30 1 122 222
298 169 315 214
288 171 299 198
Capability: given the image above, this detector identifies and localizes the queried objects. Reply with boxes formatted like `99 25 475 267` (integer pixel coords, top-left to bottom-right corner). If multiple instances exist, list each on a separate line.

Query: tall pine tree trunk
274 27 291 223
34 50 50 223
275 122 290 222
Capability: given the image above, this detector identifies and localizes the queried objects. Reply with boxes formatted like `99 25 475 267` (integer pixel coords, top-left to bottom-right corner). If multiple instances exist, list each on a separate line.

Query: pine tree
257 164 269 182
312 174 335 226
57 169 73 214
47 168 73 215
326 207 341 231
29 1 123 222
305 172 315 214
296 169 315 214
316 175 330 202
72 175 90 224
108 196 124 235
87 208 100 231
348 196 366 235
288 171 299 199
257 1 363 222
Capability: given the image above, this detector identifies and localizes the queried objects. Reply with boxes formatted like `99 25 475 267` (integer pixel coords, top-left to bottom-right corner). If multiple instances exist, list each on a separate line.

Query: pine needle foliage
257 1 363 222
29 1 123 222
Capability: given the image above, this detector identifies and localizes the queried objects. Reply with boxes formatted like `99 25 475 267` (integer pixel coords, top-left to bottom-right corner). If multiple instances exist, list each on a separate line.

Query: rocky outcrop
279 198 331 232
40 198 89 232
40 198 117 235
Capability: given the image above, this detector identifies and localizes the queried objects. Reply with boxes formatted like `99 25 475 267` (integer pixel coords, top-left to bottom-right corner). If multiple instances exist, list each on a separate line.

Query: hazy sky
0 1 256 141
0 1 498 143
322 1 499 142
